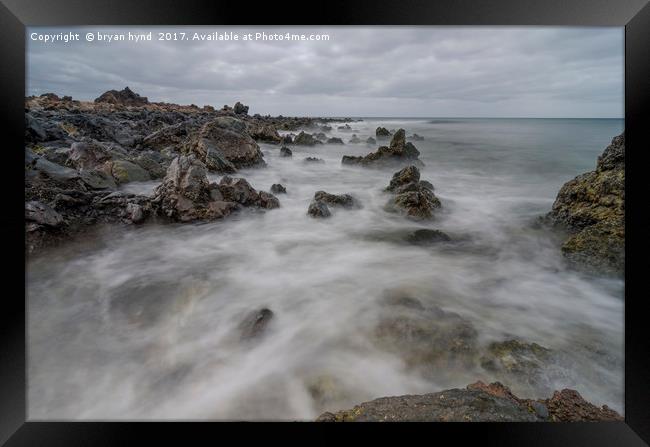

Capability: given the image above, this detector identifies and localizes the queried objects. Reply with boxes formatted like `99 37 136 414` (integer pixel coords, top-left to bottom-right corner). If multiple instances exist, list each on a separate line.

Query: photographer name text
30 31 330 44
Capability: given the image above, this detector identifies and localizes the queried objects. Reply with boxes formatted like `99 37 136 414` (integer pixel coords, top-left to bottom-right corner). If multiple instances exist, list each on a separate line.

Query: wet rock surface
384 165 441 220
317 380 622 422
342 129 423 167
24 90 350 253
545 134 624 276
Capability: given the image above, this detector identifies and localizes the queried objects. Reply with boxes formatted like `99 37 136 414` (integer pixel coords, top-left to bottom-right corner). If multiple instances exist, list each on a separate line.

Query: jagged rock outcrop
307 191 360 218
293 131 323 146
233 101 249 115
186 116 265 172
280 146 292 157
94 87 149 106
316 381 622 422
152 154 278 222
342 129 422 167
375 127 391 139
545 134 624 276
383 165 441 220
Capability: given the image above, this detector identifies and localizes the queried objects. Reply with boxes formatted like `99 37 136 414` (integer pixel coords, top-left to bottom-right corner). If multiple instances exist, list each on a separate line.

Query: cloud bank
27 26 624 118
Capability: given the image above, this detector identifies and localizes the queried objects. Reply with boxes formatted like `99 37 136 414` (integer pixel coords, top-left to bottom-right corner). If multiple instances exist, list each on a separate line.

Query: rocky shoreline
25 88 624 421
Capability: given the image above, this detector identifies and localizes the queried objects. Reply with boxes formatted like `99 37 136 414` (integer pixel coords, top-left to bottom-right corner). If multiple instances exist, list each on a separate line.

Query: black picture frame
2 0 649 445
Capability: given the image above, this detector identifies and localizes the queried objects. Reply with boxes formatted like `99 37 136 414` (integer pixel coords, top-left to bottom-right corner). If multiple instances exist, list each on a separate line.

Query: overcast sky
26 26 624 118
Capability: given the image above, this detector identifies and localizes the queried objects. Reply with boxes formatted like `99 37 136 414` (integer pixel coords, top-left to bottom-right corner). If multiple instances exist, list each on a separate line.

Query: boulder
80 169 117 190
280 146 293 157
545 134 624 276
349 134 361 144
247 123 282 144
189 117 265 171
233 101 249 115
314 191 360 209
25 201 64 227
384 166 441 220
270 184 287 194
94 86 149 106
366 137 376 145
376 127 391 138
110 159 151 184
293 132 322 146
134 153 167 179
66 141 112 171
307 200 331 218
409 133 425 141
326 137 344 144
152 154 238 222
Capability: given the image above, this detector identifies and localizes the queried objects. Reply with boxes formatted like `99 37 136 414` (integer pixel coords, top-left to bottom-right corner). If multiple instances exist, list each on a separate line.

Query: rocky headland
544 133 625 277
24 88 354 253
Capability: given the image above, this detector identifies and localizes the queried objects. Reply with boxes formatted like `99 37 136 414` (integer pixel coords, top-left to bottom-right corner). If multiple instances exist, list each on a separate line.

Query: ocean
27 117 625 419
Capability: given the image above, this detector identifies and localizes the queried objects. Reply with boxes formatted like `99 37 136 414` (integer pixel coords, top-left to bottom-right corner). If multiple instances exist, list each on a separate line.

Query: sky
26 26 624 118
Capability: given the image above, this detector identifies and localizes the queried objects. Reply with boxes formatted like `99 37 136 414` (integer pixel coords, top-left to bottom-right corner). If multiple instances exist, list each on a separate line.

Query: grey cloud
26 26 623 117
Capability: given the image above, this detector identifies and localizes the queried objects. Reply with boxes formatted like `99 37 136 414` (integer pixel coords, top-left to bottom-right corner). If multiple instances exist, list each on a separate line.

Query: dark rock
271 184 287 194
545 134 624 276
384 166 441 220
348 134 361 144
314 191 360 209
342 129 422 168
327 137 344 144
233 102 249 115
280 146 293 157
66 141 112 171
110 159 151 184
366 137 376 145
405 229 451 245
25 201 64 227
239 308 274 340
543 388 623 422
94 87 149 106
293 132 322 146
375 127 391 138
317 385 543 422
247 123 281 143
307 200 331 218
80 169 117 190
152 154 239 222
188 116 265 171
32 157 80 182
374 299 478 374
386 165 420 192
304 157 325 163
409 133 425 141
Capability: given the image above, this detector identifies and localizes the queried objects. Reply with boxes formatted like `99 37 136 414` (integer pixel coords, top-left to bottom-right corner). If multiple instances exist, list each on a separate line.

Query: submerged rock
405 229 451 245
270 184 287 194
307 200 331 218
342 129 422 167
326 137 344 144
280 146 293 157
348 134 361 144
239 308 274 340
304 157 325 163
545 134 624 276
374 294 478 375
308 190 360 218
